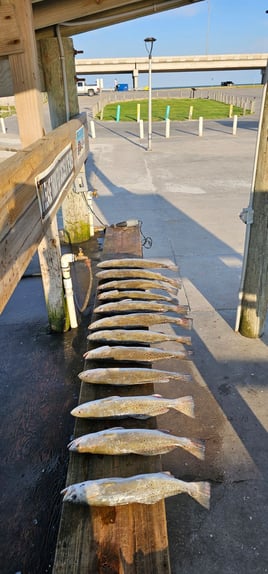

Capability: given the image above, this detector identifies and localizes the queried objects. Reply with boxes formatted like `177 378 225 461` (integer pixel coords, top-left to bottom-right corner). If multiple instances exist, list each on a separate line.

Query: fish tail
174 305 189 315
188 481 211 509
173 335 192 345
175 317 193 330
174 396 195 418
188 438 205 460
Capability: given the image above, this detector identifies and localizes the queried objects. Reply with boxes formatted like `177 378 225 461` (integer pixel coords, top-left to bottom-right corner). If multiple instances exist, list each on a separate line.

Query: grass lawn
0 105 16 118
97 98 248 122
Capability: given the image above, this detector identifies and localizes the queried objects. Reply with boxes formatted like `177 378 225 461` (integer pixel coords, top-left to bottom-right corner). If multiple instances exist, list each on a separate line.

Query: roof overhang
32 0 204 38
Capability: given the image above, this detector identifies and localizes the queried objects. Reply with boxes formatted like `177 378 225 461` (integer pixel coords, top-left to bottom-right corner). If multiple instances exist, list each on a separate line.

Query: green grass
0 105 16 118
97 98 249 122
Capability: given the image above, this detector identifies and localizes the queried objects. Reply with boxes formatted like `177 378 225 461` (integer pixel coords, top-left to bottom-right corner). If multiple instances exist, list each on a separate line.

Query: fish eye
71 493 77 501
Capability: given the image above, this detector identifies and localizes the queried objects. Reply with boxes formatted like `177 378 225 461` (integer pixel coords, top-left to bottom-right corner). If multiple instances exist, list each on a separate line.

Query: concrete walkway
0 91 267 573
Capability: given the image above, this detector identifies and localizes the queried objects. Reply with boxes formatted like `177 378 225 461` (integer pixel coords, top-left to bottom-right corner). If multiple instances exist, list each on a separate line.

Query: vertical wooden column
39 36 93 242
8 0 66 332
238 84 268 338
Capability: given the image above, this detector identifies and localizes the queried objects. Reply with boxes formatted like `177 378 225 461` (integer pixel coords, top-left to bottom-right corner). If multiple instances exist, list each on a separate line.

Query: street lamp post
144 37 156 151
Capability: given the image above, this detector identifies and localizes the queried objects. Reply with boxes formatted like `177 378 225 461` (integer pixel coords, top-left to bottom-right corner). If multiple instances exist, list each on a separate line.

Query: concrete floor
0 88 267 573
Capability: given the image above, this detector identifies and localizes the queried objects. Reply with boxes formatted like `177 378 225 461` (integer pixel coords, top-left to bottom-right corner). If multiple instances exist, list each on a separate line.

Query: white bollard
165 118 170 138
232 114 238 135
139 119 144 139
136 103 140 122
188 105 193 120
90 120 96 139
198 116 203 137
229 104 233 118
0 117 7 133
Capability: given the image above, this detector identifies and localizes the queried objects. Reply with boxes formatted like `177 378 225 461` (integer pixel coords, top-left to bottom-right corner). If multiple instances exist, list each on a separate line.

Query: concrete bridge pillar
132 69 139 90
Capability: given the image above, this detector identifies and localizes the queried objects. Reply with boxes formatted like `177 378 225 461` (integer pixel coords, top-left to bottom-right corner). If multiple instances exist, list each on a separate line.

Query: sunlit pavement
0 87 267 573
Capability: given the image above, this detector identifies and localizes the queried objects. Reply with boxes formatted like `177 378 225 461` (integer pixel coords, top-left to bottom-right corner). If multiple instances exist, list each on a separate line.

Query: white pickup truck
76 80 100 97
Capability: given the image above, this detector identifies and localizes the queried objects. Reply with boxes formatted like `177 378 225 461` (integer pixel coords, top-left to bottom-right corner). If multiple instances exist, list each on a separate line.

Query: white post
198 116 203 137
229 104 233 118
188 105 193 120
0 117 7 133
233 114 238 135
90 120 96 139
88 192 95 237
136 103 140 122
139 118 144 139
148 55 152 150
165 118 170 138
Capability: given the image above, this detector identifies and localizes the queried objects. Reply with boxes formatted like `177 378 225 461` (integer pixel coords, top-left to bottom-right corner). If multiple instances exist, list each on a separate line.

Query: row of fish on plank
62 258 211 510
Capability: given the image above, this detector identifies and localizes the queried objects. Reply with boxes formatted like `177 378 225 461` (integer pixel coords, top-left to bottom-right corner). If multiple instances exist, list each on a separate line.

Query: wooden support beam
52 225 171 573
39 36 93 243
238 84 268 337
34 0 201 39
0 4 23 56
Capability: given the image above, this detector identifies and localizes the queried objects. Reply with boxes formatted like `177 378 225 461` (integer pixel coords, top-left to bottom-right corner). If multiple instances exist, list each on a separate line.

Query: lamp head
144 37 156 58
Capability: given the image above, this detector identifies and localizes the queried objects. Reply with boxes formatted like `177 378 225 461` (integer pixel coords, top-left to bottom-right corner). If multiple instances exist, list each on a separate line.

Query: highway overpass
75 53 268 89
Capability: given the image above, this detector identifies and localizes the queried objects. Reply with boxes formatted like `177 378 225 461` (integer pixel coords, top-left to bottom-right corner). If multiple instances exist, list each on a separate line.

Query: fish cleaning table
52 224 171 574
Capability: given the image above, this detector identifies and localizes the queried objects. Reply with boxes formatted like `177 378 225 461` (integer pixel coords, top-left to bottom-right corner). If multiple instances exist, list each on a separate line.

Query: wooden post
8 0 67 332
238 84 268 337
39 36 93 245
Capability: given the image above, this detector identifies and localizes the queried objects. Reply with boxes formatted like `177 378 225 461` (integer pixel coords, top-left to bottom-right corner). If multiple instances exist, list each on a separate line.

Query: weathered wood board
52 225 171 574
0 113 88 313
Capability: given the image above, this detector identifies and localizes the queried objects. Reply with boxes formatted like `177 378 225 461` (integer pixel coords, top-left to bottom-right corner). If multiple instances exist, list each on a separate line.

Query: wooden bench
52 224 171 574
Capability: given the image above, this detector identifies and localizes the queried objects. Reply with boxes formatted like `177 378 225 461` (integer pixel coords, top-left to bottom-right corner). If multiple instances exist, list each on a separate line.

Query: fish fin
109 426 125 431
173 396 195 418
61 487 68 495
163 471 173 476
187 439 205 460
159 429 171 434
189 482 211 510
152 394 163 398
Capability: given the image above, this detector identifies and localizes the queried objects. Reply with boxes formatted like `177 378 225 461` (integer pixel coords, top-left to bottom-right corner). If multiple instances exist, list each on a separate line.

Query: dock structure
52 224 171 574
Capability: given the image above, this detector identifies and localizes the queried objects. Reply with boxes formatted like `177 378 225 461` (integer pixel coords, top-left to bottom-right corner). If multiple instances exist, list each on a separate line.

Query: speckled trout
61 472 211 509
97 279 180 294
84 345 191 363
96 269 181 288
89 313 192 331
97 258 178 271
98 290 176 302
68 427 205 459
94 299 188 315
78 367 192 385
71 394 194 419
87 329 191 346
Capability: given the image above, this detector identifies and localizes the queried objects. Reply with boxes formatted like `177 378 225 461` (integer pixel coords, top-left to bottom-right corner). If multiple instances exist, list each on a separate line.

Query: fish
97 290 177 303
84 345 191 363
94 299 188 315
96 269 181 288
97 279 180 294
68 427 205 459
71 394 195 419
87 329 192 346
89 313 192 331
78 367 192 385
97 258 178 271
61 472 211 509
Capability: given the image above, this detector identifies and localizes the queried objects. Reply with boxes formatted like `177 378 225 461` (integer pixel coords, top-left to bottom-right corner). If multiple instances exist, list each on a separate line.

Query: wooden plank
8 0 45 147
0 113 88 313
52 225 171 574
238 84 268 337
0 5 23 56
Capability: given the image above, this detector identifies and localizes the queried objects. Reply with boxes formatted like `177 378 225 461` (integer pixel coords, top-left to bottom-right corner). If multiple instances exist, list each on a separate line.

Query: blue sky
72 0 268 88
